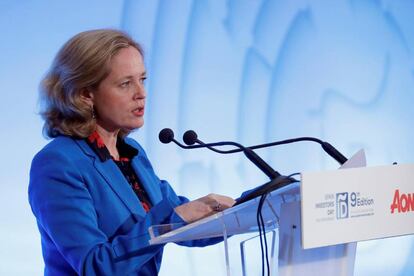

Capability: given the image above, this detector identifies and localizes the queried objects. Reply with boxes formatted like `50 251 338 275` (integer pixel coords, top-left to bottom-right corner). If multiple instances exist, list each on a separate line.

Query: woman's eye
120 81 130 87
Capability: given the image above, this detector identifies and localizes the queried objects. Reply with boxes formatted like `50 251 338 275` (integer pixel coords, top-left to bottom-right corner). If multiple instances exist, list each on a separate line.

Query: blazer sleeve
156 180 223 248
132 142 223 248
28 148 178 275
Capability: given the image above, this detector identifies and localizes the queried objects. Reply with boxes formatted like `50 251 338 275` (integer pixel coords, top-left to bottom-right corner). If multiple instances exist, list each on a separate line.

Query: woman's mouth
132 107 145 116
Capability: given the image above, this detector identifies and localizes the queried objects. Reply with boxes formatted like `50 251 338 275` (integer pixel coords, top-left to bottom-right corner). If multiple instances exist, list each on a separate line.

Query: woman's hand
174 194 235 223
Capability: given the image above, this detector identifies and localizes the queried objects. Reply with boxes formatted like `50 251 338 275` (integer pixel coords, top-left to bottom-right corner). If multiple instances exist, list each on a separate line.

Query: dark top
86 131 152 212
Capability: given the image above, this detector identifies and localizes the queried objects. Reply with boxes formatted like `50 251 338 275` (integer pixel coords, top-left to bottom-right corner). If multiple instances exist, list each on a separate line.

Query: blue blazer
29 136 214 275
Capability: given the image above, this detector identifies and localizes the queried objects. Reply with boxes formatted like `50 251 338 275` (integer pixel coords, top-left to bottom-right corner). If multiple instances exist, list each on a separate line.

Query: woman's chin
124 121 144 131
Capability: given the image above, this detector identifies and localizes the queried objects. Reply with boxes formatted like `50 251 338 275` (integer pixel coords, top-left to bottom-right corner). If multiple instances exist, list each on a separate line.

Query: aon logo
390 189 414 214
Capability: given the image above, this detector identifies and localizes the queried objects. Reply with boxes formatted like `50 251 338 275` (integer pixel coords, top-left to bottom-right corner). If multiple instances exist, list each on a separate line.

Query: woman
29 29 234 275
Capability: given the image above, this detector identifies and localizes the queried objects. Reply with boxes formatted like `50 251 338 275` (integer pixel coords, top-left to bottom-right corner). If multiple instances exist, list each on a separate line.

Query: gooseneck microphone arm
181 130 297 205
183 130 347 165
159 128 281 180
160 128 347 166
159 128 253 151
159 128 297 205
183 130 280 180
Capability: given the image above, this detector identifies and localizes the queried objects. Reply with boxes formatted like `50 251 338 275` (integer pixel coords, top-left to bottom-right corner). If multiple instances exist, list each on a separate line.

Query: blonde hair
40 29 143 138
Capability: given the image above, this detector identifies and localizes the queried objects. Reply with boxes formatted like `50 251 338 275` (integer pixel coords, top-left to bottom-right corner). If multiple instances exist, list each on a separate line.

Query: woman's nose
133 82 146 99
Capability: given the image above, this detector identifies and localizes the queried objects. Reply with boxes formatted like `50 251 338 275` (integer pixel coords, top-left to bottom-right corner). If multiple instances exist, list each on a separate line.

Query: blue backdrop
0 0 413 275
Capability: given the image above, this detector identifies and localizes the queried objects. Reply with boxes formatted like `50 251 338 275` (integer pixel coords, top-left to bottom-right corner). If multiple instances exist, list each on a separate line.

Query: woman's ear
79 88 94 106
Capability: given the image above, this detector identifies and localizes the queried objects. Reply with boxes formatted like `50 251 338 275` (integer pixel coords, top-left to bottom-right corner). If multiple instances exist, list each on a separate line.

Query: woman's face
91 46 147 133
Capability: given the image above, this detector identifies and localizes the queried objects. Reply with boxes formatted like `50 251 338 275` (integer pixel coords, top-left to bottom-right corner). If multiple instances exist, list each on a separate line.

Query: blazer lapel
75 140 147 216
131 153 163 206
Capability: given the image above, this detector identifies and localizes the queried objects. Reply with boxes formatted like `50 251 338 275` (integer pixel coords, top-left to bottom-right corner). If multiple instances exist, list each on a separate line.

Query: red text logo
390 189 414 214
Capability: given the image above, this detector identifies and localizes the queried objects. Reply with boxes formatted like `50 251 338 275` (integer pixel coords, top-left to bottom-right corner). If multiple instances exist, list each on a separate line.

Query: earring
91 106 96 119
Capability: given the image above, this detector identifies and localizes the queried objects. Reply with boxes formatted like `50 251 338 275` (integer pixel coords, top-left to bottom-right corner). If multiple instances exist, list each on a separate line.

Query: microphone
158 128 192 149
158 128 174 144
182 130 197 145
182 130 281 180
